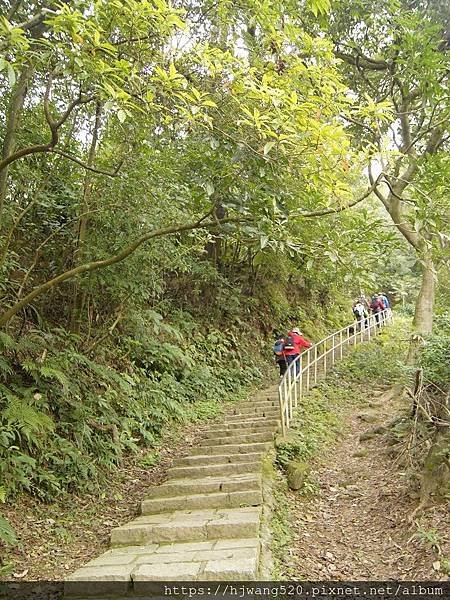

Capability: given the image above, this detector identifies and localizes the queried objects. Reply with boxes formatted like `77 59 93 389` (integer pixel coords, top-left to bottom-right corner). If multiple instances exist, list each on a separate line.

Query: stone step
222 415 269 425
201 431 274 445
226 410 278 419
231 406 279 416
173 451 264 467
205 423 278 436
189 441 271 456
141 489 262 514
213 418 279 429
236 399 278 408
167 460 261 479
110 507 261 546
144 474 261 499
66 539 260 588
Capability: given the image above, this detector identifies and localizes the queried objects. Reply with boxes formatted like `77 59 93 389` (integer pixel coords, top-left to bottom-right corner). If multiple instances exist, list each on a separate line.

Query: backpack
353 304 364 318
370 299 380 311
273 340 284 356
284 335 295 350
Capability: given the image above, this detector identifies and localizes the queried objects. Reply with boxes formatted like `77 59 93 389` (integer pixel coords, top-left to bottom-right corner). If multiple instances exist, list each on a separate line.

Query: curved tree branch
50 149 123 177
0 78 93 174
291 173 384 218
0 215 252 328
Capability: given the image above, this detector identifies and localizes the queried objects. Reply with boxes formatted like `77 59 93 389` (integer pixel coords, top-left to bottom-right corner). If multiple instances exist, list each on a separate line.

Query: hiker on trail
380 292 391 316
370 294 384 326
359 293 370 310
284 327 312 374
273 332 287 377
378 292 390 323
379 292 390 309
352 300 367 330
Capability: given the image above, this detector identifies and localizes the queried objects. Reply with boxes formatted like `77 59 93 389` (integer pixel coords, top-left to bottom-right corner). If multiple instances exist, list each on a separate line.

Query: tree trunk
70 104 102 333
413 256 435 334
0 65 34 228
407 256 435 363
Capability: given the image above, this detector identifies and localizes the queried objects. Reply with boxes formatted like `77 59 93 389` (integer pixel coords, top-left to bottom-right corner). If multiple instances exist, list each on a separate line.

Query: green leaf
117 109 127 123
205 181 214 196
263 141 276 155
0 515 16 547
7 63 16 86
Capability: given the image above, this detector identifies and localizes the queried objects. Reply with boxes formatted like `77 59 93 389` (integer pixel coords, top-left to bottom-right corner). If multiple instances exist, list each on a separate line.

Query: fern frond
3 395 54 437
0 332 16 350
0 515 17 546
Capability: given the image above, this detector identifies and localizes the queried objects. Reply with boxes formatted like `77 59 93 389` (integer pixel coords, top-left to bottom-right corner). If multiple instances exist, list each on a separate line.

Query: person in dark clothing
273 332 287 377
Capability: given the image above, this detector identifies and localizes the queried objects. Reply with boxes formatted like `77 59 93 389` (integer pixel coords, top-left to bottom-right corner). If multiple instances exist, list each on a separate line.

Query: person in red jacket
284 327 312 374
370 294 384 327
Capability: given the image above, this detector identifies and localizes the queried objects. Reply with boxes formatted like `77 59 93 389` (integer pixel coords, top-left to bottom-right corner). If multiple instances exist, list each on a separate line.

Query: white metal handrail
278 308 394 435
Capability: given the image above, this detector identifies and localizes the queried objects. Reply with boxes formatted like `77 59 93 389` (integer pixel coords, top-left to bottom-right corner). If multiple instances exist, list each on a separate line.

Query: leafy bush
0 309 264 503
421 313 450 388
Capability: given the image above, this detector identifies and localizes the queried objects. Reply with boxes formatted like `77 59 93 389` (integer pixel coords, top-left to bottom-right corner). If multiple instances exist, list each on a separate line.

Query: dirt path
280 389 449 580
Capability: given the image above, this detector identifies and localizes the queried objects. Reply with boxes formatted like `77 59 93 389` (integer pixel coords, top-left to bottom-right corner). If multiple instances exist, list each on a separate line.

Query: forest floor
275 385 450 580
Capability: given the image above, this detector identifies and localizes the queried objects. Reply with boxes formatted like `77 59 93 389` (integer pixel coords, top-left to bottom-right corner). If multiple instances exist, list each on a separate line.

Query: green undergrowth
0 307 268 546
271 318 410 572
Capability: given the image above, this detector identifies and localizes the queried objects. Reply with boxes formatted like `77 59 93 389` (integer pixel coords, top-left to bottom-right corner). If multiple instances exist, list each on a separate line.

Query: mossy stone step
201 431 274 445
208 417 280 433
144 473 261 499
167 460 261 479
110 507 261 546
231 406 279 416
205 422 279 436
173 451 264 467
189 441 271 456
141 489 262 514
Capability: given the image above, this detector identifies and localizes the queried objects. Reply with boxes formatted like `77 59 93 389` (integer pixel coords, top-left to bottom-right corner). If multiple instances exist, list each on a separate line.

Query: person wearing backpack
273 332 287 377
284 327 312 374
370 294 384 326
352 300 367 330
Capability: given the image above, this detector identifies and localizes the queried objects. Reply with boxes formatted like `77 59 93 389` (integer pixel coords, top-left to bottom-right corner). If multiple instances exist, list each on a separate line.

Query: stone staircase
66 385 279 592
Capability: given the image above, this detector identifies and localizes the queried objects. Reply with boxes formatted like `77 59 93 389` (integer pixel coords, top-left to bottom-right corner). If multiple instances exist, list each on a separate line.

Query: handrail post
294 357 298 408
287 365 292 422
306 349 311 392
331 334 335 366
314 344 318 383
283 372 288 429
339 330 343 359
278 388 286 436
299 359 303 402
324 339 327 373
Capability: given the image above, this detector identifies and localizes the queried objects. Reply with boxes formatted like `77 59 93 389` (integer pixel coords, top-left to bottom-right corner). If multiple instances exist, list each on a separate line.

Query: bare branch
335 50 389 71
50 149 123 177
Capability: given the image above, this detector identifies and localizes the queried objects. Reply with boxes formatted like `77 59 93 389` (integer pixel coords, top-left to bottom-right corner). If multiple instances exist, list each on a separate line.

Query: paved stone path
66 385 279 590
